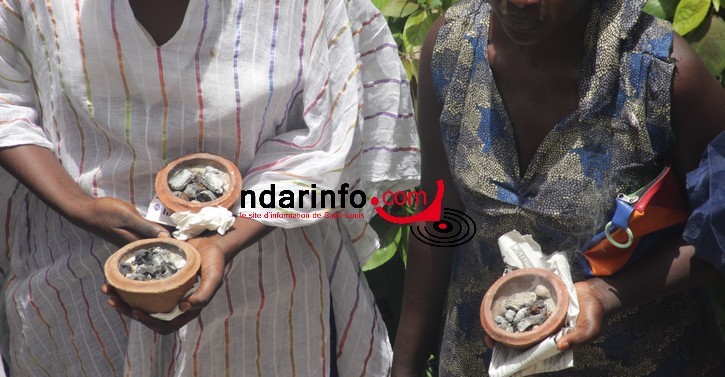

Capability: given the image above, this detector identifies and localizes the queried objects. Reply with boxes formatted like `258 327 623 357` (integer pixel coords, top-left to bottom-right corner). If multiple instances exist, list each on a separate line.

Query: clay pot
104 238 201 313
155 153 242 214
480 267 569 350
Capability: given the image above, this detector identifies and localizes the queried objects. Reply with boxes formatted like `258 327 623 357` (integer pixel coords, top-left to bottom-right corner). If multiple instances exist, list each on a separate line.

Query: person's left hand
556 280 607 351
101 284 202 335
483 280 609 351
102 232 231 335
178 234 228 313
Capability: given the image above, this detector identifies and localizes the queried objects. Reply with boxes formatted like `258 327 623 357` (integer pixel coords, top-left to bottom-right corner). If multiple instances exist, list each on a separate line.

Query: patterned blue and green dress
430 0 724 375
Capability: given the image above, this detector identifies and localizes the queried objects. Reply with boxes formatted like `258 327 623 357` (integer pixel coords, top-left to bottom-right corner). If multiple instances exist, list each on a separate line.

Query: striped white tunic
0 1 419 376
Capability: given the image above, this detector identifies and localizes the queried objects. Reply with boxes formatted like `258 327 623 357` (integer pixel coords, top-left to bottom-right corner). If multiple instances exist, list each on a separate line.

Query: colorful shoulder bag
577 165 690 277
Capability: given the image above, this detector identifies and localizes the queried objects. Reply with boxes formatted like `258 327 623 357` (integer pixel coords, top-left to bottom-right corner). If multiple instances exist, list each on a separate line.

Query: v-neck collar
123 0 199 49
478 6 596 181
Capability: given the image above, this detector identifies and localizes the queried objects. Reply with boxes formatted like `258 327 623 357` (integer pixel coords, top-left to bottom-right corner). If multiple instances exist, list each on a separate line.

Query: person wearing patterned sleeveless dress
0 1 419 376
393 0 725 376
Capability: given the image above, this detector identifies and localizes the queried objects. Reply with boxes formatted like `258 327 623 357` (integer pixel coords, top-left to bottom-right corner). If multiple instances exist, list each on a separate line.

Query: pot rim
104 238 201 294
479 267 570 349
155 152 243 214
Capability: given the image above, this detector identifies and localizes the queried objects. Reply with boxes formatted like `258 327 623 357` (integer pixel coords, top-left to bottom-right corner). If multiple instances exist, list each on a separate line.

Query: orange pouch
577 166 689 277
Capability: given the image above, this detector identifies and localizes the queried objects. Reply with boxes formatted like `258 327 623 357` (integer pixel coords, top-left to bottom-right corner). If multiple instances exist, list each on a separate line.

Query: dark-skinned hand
484 280 607 351
71 197 171 246
101 284 202 335
102 230 231 335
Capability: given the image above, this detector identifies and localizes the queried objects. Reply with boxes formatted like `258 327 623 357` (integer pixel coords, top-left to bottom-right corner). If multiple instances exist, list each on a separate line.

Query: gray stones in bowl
493 285 556 334
119 247 187 281
167 166 230 203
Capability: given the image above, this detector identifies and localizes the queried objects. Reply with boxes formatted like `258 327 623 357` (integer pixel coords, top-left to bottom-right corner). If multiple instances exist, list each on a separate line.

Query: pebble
544 298 556 314
173 191 190 201
167 166 229 202
196 190 218 202
535 284 551 299
120 247 186 281
182 182 205 198
494 289 556 334
495 316 508 326
168 169 195 191
200 166 225 195
513 307 529 323
503 291 537 311
516 313 547 332
505 309 516 322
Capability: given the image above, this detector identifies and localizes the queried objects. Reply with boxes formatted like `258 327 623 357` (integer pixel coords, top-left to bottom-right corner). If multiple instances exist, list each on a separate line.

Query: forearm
204 216 274 260
393 234 454 376
557 234 719 351
0 144 92 219
586 238 718 316
0 144 172 245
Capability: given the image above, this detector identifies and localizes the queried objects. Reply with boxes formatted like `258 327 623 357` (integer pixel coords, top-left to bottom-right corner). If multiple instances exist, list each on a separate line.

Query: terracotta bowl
480 267 569 350
155 153 242 214
104 238 201 313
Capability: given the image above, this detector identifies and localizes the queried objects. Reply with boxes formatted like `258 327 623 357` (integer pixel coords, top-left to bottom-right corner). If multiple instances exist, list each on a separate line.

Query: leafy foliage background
646 0 725 85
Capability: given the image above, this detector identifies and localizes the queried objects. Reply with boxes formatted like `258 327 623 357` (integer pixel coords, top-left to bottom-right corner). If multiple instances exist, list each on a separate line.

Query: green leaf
688 14 725 82
673 0 712 35
644 0 680 19
371 0 389 9
403 10 435 56
363 223 402 271
427 0 443 8
400 226 409 267
442 0 460 9
402 57 414 81
401 57 419 82
380 0 420 18
404 201 416 215
715 0 721 12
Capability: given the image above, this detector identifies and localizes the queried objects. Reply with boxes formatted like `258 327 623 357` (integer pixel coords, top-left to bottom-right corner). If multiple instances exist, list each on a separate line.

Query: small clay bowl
155 153 242 214
104 238 201 313
480 267 569 350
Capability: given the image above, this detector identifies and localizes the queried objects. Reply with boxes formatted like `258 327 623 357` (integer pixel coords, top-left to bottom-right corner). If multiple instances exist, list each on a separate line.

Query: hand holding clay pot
102 225 248 334
104 238 201 314
480 268 569 350
555 280 607 351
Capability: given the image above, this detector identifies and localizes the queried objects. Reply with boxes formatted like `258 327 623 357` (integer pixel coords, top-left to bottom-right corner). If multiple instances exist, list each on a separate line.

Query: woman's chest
488 54 582 175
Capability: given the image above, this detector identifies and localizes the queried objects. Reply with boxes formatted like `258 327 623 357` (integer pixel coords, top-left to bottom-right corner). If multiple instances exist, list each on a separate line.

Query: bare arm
559 240 718 350
670 34 725 178
392 15 461 377
0 144 170 245
558 32 725 350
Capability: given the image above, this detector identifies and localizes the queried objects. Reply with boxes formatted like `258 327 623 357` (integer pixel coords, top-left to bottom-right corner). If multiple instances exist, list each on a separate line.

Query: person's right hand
0 145 169 246
68 197 171 246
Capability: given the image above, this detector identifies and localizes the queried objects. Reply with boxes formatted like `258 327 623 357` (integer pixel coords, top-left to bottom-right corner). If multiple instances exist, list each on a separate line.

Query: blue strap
611 199 635 230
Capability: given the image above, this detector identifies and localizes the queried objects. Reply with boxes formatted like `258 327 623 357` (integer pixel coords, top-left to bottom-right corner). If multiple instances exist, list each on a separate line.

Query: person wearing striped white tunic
0 1 419 376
